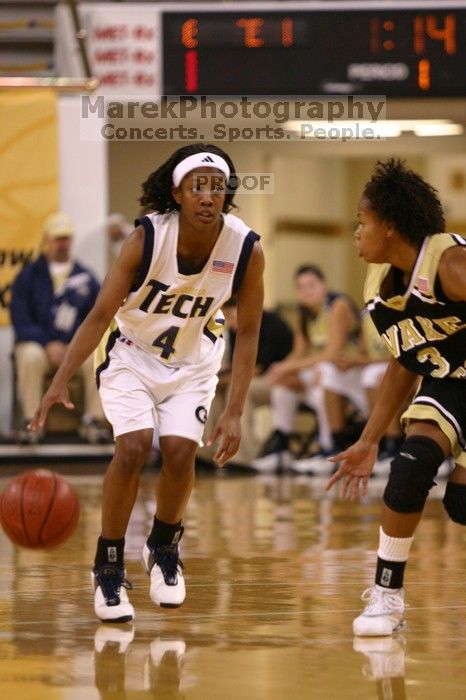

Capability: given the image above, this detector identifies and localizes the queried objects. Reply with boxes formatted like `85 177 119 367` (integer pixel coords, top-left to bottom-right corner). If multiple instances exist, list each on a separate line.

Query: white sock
377 527 414 562
304 384 332 452
271 386 299 434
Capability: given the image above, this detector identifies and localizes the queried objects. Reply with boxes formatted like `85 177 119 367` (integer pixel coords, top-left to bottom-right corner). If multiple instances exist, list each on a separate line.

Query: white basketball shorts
360 361 389 390
98 335 224 443
300 361 369 417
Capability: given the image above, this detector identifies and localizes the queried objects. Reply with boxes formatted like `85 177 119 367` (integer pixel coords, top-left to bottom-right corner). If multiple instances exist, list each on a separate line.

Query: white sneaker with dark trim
142 542 186 608
80 417 113 444
353 585 405 636
92 566 134 623
251 430 291 473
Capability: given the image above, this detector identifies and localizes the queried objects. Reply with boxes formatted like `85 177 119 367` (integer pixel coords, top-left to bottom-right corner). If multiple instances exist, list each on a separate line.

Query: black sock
272 430 289 449
94 535 125 568
375 557 407 589
147 517 183 549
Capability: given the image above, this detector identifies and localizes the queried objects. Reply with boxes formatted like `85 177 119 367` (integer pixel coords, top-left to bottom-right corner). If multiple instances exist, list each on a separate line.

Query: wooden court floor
0 465 465 700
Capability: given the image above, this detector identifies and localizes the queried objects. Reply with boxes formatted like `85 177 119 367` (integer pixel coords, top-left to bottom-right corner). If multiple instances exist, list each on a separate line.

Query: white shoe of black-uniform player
353 585 405 636
92 565 135 623
142 536 185 608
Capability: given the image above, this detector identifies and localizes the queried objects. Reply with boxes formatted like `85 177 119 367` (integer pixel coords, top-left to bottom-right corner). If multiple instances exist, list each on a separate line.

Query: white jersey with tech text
115 211 259 366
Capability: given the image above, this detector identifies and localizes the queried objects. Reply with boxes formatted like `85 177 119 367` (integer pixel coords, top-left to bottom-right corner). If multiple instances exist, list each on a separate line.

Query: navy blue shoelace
153 545 184 584
96 565 133 606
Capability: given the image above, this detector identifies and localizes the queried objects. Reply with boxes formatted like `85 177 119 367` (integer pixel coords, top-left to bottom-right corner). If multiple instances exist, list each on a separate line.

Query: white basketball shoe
92 565 134 623
142 539 186 608
353 585 405 636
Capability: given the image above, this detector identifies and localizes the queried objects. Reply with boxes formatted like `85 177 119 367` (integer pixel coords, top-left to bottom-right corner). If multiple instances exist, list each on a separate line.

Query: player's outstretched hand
325 440 379 501
28 382 75 433
207 410 241 468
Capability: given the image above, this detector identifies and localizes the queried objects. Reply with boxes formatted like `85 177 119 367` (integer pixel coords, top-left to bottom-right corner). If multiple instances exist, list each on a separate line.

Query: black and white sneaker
80 417 113 445
142 539 185 608
92 565 134 623
251 430 291 472
17 419 44 445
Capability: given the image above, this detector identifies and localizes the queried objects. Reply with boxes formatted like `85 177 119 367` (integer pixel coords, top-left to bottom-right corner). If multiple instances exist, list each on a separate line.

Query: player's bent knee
161 437 197 473
383 436 445 513
116 430 153 468
443 482 466 525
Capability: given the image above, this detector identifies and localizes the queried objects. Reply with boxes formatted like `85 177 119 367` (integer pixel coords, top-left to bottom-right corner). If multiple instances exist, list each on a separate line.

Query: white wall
270 155 346 222
426 154 466 225
267 155 347 303
58 95 108 281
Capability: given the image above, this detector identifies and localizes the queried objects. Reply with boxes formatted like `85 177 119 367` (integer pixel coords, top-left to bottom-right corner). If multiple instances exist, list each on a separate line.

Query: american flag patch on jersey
416 276 430 294
212 260 234 274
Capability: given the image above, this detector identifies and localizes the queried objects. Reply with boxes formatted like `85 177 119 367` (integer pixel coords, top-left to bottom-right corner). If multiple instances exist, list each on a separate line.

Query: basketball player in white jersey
30 144 264 623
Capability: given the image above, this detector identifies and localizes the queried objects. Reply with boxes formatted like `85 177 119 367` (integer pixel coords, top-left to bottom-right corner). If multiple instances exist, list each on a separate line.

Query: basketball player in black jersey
326 159 466 636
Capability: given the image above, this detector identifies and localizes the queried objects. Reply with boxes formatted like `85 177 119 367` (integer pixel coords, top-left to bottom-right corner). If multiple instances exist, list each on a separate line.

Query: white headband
172 152 230 187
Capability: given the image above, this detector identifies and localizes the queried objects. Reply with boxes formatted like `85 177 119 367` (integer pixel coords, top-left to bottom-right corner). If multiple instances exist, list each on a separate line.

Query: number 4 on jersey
152 325 180 359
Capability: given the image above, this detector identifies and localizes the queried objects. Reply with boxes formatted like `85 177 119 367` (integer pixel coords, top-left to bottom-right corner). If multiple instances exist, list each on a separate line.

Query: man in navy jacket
10 212 109 444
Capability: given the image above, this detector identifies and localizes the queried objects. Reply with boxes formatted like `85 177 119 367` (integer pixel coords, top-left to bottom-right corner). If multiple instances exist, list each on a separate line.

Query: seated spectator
359 310 405 472
198 297 293 467
252 264 367 473
290 308 401 475
10 212 111 444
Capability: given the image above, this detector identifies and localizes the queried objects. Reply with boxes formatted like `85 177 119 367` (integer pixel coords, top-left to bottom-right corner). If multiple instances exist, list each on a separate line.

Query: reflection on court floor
0 467 464 699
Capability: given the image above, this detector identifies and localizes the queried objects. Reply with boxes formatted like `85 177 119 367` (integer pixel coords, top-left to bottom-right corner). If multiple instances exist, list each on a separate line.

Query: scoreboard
162 4 466 96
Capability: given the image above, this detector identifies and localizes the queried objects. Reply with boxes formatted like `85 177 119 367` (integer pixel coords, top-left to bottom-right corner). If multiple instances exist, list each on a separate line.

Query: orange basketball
0 469 80 548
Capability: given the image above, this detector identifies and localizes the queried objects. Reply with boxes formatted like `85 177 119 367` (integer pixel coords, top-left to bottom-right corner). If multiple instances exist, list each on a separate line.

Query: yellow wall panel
0 89 58 325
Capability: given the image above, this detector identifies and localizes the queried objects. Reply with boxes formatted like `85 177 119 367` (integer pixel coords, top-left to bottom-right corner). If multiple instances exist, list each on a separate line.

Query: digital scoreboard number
162 7 466 96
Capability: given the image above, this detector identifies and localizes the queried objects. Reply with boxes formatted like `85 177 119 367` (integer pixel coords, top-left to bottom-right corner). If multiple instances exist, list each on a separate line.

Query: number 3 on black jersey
417 346 466 379
152 326 179 359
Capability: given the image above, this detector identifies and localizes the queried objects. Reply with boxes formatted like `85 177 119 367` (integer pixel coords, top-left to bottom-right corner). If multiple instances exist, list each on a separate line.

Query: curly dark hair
362 159 445 245
139 144 238 214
